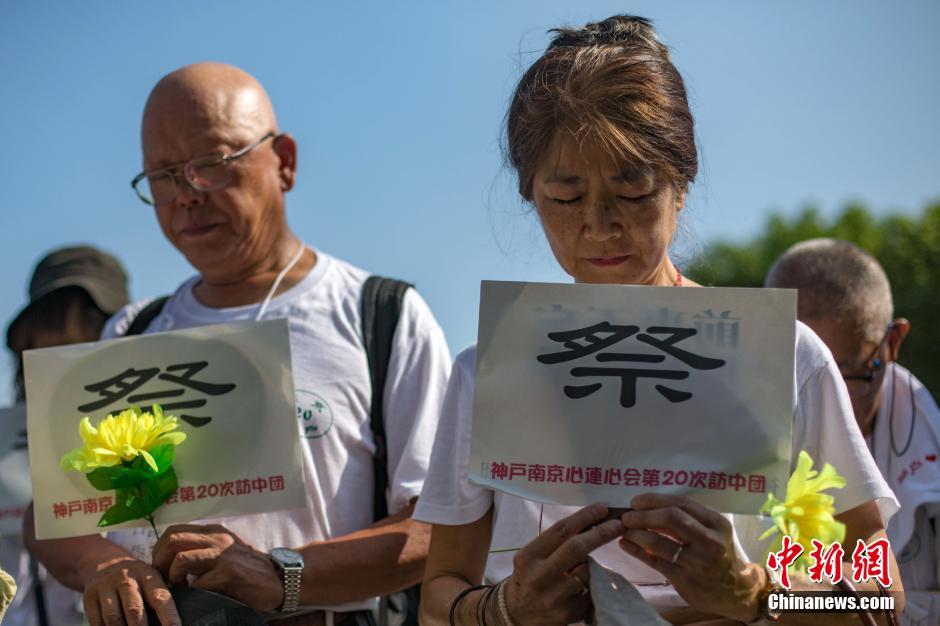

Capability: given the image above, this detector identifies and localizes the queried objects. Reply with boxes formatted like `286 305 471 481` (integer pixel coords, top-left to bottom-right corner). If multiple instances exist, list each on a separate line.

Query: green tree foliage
688 202 940 394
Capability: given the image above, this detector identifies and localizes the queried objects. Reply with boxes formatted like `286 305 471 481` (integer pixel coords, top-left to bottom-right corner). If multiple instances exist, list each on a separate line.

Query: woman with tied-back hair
415 15 903 626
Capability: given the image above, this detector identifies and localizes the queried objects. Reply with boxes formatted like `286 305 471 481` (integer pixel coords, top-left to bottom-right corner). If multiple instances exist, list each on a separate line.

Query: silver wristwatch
270 547 304 612
748 565 784 624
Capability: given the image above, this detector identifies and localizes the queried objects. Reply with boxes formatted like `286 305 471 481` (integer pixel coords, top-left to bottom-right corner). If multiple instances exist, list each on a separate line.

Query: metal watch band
280 565 302 612
748 565 783 624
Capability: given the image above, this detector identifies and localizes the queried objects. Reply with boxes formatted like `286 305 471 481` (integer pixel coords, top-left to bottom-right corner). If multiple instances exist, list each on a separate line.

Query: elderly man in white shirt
23 62 451 626
767 237 940 625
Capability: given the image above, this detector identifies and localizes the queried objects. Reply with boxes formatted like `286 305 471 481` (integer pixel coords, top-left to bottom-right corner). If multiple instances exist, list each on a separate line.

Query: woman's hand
619 494 765 623
502 503 624 625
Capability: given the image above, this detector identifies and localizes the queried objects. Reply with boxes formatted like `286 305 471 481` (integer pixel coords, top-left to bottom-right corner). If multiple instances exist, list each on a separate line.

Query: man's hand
81 556 179 626
152 523 284 612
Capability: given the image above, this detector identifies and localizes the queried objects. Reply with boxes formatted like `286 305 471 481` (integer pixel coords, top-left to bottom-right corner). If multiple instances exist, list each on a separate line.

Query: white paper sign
25 319 305 540
0 405 31 536
470 281 796 514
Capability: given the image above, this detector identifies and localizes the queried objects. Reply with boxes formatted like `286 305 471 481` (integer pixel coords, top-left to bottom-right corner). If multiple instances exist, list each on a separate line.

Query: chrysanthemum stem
146 514 160 540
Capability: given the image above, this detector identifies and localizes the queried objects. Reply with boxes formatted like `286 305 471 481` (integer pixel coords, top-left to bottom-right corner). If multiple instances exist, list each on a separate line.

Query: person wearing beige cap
6 245 131 399
4 245 130 626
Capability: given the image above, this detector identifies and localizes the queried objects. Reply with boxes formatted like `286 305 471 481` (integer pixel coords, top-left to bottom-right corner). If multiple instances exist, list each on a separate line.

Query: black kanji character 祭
635 327 726 370
537 323 726 408
77 361 236 427
78 367 160 412
536 322 640 364
566 366 690 407
157 362 237 395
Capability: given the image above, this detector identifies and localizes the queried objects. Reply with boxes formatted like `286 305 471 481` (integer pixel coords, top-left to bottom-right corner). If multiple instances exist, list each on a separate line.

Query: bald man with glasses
25 62 451 626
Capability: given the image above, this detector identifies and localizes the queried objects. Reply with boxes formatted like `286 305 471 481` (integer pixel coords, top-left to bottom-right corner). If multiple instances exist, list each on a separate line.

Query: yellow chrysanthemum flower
60 405 187 474
760 450 846 569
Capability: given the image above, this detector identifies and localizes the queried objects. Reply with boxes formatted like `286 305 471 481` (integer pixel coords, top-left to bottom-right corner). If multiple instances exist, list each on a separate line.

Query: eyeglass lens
137 157 234 205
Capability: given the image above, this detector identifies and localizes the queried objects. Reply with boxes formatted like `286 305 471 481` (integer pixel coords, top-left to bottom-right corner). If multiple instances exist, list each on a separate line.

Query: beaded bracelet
497 580 516 626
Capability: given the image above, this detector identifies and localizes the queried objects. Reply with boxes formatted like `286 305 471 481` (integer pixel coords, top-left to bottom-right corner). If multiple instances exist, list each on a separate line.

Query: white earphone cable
255 242 305 321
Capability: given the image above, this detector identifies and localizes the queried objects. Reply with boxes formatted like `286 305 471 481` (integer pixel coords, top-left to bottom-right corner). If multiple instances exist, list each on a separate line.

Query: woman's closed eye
549 191 652 206
617 193 651 203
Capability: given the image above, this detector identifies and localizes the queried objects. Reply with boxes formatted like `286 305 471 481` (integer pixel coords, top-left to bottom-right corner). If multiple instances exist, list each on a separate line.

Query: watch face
270 547 304 568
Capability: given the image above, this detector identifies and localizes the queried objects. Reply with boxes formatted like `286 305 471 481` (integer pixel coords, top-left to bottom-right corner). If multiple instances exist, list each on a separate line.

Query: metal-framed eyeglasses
841 324 893 400
131 132 275 206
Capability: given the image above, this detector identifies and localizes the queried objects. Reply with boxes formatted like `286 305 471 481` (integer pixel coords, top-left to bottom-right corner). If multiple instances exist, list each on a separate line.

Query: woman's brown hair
504 15 697 201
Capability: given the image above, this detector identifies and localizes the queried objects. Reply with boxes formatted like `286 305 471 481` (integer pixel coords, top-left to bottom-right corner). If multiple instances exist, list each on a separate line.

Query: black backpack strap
125 296 170 336
360 276 412 522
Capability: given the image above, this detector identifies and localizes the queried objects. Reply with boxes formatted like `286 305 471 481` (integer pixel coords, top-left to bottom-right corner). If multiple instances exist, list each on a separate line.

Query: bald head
765 238 893 343
142 62 278 161
137 62 300 282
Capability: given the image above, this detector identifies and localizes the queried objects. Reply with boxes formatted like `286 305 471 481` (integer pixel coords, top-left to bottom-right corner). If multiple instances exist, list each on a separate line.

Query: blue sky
2 1 938 405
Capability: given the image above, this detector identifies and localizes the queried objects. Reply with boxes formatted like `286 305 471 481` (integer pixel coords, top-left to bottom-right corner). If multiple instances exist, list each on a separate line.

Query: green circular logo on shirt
296 390 333 439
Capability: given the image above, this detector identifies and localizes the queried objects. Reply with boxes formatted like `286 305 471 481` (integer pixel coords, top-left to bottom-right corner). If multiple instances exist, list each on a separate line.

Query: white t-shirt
414 322 898 610
867 364 940 625
868 363 940 588
101 248 452 613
